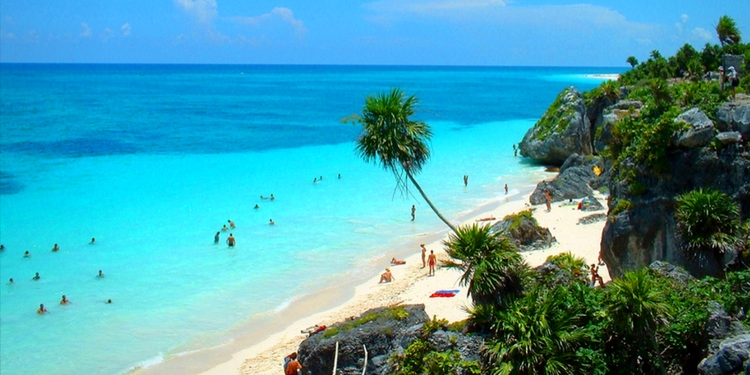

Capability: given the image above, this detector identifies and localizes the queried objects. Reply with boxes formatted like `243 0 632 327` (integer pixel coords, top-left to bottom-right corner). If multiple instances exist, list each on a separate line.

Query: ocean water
0 64 621 375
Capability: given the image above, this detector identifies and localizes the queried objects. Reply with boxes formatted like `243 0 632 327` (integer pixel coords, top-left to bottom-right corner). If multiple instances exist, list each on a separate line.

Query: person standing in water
411 205 416 221
226 233 236 247
214 231 220 244
463 175 468 186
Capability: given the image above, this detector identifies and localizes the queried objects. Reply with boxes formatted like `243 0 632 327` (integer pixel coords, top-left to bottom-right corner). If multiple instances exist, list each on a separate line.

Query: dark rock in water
297 305 429 375
529 154 604 205
519 87 593 165
716 94 750 137
578 213 606 225
649 261 695 285
492 211 556 251
674 108 715 148
698 334 750 375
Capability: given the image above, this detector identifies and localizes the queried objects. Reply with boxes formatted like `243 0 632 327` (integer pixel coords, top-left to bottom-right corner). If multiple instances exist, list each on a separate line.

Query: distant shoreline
584 73 620 80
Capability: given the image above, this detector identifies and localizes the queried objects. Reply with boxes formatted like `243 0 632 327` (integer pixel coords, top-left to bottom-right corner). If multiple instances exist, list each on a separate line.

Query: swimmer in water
97 270 105 278
52 244 60 252
37 304 47 314
228 219 236 229
269 219 275 225
90 238 96 244
254 204 259 209
214 231 220 244
24 251 30 258
226 233 236 247
221 224 229 231
60 295 70 305
32 272 40 281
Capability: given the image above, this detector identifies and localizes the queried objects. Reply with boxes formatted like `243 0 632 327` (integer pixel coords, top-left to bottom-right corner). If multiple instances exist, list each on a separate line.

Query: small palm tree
349 88 456 231
716 15 741 46
675 188 742 255
626 56 639 68
442 223 527 306
604 268 670 374
486 285 599 375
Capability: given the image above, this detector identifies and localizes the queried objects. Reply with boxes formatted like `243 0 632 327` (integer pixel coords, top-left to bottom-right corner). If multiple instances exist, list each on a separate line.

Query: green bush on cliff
675 188 743 255
533 90 576 141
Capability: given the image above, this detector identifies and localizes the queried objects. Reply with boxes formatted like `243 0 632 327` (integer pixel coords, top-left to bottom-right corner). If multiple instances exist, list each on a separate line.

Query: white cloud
692 27 713 42
80 22 91 38
233 7 307 35
121 23 131 37
680 14 689 23
174 0 217 24
675 22 683 33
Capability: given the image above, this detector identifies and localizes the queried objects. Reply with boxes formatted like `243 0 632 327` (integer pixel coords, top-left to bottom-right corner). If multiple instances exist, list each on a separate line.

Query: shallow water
0 64 621 375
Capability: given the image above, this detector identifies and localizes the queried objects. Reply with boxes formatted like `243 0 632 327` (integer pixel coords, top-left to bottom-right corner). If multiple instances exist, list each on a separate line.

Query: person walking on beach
428 250 437 276
284 352 303 375
544 189 552 212
420 244 427 268
411 205 416 221
226 233 236 247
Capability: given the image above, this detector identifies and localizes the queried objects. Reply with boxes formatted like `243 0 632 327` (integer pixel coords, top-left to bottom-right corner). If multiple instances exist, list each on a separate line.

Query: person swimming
32 272 40 280
90 237 96 244
24 251 30 258
228 219 236 229
269 219 275 225
254 204 259 209
214 231 220 244
60 295 70 305
226 233 236 247
221 224 229 231
52 244 60 252
97 270 105 278
8 278 14 284
37 303 47 314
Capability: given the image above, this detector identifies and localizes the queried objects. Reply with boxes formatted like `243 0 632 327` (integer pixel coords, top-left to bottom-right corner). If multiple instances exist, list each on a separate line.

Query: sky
0 0 748 66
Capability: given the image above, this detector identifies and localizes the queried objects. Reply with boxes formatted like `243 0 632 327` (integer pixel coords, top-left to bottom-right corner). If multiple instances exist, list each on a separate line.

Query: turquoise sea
0 64 621 375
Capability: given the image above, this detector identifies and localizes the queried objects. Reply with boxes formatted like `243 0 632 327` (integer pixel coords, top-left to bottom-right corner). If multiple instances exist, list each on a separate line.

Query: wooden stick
362 345 368 375
332 341 339 375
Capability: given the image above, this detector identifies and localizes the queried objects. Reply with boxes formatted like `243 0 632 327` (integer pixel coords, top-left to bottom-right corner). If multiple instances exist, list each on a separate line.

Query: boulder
705 301 750 354
519 87 593 165
297 305 428 375
698 334 750 375
578 213 606 225
648 261 695 285
674 108 716 148
529 154 602 205
716 131 743 146
492 210 556 251
716 94 750 137
592 101 642 154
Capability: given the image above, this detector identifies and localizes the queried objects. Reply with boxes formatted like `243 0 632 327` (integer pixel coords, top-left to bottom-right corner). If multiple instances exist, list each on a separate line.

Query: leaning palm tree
442 223 527 306
716 15 741 47
349 88 456 231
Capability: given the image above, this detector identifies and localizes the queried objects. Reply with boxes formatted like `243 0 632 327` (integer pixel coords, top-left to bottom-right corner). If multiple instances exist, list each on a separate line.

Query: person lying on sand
300 325 326 336
476 216 496 222
379 268 394 283
391 257 406 265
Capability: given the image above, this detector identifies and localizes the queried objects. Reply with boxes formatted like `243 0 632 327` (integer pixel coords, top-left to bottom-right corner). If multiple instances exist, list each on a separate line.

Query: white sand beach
196 188 611 375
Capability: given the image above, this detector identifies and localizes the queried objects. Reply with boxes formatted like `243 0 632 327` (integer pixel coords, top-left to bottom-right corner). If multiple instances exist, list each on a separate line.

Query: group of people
1 242 110 314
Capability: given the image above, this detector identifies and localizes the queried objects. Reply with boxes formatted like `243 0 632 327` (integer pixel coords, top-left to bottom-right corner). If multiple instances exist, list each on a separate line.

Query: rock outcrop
519 87 593 165
492 210 556 251
592 100 642 153
298 305 428 375
529 154 603 205
297 304 482 375
716 94 750 137
601 107 750 278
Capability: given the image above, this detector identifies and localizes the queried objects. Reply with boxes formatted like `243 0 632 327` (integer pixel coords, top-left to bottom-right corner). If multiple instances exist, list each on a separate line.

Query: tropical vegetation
385 14 750 375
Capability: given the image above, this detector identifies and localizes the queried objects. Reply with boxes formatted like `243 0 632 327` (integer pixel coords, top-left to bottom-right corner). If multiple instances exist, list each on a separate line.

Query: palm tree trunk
405 171 457 232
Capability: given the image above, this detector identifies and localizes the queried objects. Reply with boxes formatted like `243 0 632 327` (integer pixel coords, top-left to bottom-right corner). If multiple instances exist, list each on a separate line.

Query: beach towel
430 289 460 298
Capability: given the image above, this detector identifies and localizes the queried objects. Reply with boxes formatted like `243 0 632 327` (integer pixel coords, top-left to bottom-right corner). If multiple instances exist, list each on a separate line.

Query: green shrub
675 188 743 255
611 199 632 216
322 306 409 338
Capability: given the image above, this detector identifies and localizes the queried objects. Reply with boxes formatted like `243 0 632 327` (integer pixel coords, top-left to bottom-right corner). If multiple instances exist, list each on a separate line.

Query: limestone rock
698 334 750 375
492 211 556 251
529 154 602 205
674 108 716 148
298 305 428 375
716 94 750 137
716 131 743 145
519 87 593 165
